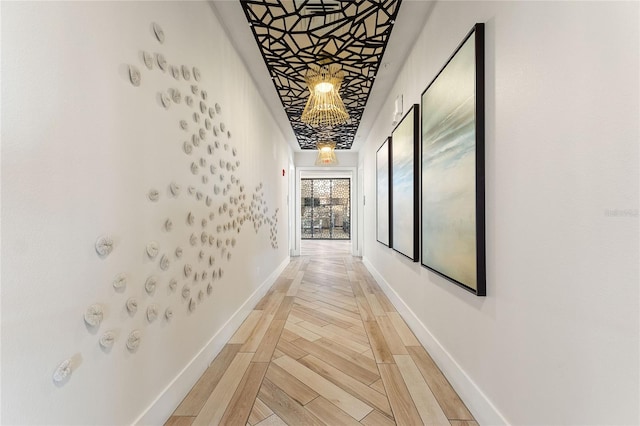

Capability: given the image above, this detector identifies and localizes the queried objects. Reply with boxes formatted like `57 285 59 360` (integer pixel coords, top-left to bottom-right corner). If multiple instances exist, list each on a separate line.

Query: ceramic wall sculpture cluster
53 22 280 384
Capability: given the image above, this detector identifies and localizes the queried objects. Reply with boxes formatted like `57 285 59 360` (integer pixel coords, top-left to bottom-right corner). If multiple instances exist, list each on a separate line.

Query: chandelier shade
301 64 350 128
315 141 338 166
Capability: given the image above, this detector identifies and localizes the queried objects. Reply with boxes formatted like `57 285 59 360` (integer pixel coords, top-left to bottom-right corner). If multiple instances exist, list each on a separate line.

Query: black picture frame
391 105 420 262
376 137 393 247
420 23 486 296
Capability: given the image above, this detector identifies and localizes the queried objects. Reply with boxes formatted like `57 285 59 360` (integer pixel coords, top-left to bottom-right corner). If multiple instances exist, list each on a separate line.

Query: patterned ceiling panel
241 0 402 149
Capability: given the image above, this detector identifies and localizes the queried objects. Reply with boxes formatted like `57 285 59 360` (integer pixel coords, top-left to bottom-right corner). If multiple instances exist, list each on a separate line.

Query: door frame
293 167 358 256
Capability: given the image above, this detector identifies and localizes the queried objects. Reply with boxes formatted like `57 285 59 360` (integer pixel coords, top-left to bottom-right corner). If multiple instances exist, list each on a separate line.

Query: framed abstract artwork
391 105 419 261
376 137 392 247
420 23 486 295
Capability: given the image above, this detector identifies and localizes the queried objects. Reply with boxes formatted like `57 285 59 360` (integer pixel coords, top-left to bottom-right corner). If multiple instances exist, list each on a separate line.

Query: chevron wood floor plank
229 310 263 344
378 363 423 426
394 355 449 425
376 315 409 355
291 338 381 386
172 343 242 416
299 354 393 417
164 416 195 426
264 362 319 405
248 398 273 425
166 241 476 426
274 354 374 420
254 413 289 426
219 362 269 425
192 352 253 426
258 378 325 426
361 410 397 426
305 396 363 426
407 346 475 421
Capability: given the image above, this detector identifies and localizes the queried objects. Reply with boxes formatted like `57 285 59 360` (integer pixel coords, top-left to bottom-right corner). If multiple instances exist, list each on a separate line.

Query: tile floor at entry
165 242 477 425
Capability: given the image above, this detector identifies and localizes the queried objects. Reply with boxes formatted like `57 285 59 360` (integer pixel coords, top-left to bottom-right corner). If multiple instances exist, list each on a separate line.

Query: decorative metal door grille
301 178 350 240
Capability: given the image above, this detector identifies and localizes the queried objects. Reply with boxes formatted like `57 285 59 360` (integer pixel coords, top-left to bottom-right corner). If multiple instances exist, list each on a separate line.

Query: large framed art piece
392 105 419 261
376 137 392 247
420 23 486 295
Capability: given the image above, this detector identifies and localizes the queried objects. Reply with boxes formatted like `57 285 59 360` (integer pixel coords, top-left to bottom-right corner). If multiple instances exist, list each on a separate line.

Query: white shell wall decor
146 241 159 259
182 286 191 299
171 65 180 80
113 274 127 291
95 235 114 257
181 65 191 80
84 304 104 327
147 305 158 322
145 276 158 294
126 298 138 314
143 51 154 69
160 92 171 108
70 37 284 372
156 53 167 70
152 22 165 43
159 254 170 270
99 331 116 349
169 278 178 291
129 65 141 86
126 330 141 351
53 358 73 384
148 189 160 201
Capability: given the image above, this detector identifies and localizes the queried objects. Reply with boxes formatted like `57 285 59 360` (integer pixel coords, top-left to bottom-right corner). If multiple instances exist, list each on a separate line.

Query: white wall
361 1 639 425
1 2 291 424
294 150 360 167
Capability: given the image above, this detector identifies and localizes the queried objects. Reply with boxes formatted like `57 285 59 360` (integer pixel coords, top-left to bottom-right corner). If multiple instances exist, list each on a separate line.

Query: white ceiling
209 0 434 153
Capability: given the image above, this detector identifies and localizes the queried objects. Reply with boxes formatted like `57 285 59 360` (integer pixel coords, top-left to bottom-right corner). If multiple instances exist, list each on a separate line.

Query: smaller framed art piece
391 105 420 261
420 23 486 295
376 137 392 247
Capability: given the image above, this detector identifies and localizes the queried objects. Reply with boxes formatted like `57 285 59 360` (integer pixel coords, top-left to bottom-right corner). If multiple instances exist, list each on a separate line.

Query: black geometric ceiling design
241 0 402 149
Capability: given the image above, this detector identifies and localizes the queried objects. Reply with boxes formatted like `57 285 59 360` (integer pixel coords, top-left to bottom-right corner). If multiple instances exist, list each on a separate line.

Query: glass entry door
301 178 350 240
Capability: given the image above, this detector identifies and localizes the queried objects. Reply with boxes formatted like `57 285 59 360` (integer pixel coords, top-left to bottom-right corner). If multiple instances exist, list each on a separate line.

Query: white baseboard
362 257 508 426
135 256 291 425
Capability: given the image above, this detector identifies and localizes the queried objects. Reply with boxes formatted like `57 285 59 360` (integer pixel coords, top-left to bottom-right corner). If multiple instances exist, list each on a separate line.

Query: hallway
165 244 476 425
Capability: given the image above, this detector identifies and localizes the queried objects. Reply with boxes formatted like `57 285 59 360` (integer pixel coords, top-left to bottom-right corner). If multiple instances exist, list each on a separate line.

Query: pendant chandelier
315 141 338 166
301 64 350 127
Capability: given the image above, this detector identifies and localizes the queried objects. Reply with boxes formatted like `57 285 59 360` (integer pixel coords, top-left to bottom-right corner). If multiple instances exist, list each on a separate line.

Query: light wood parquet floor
165 242 477 425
